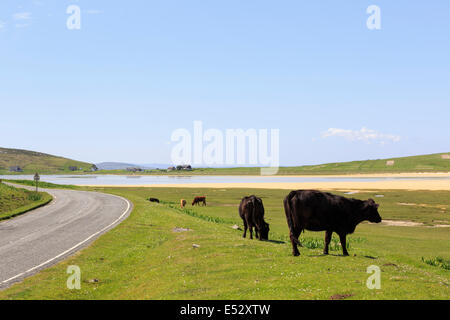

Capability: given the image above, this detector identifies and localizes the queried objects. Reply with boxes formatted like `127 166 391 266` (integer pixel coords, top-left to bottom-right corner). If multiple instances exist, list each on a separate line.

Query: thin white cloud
12 12 32 28
0 21 5 29
15 23 31 28
321 127 401 145
86 9 103 15
13 12 32 20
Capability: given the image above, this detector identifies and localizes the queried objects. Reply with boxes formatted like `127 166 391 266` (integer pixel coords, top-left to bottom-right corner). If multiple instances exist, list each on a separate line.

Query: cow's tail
284 192 302 246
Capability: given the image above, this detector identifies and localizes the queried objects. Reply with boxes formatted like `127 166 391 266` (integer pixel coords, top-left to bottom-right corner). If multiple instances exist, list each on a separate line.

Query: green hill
0 147 94 174
281 152 450 175
139 152 450 175
1 147 449 176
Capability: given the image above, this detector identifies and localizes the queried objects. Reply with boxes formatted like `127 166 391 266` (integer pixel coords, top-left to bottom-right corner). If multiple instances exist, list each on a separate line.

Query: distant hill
96 162 171 170
0 147 94 174
138 163 171 169
2 148 449 176
283 152 450 175
96 162 148 171
140 152 450 175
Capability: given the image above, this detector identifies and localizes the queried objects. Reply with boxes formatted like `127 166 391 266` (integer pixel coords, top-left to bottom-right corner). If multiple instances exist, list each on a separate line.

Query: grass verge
3 179 77 190
0 183 53 221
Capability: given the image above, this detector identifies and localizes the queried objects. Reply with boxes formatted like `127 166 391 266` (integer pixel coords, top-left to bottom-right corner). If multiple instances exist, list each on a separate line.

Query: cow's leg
257 229 263 241
339 234 349 256
255 228 259 240
243 220 248 238
290 230 301 256
323 230 332 255
249 225 254 240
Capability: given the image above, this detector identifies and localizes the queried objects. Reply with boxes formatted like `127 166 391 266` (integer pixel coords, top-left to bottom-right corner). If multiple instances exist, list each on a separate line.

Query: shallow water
1 174 450 186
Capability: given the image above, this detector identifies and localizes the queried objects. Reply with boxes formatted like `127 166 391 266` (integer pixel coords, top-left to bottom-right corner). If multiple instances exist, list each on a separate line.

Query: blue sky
0 1 449 166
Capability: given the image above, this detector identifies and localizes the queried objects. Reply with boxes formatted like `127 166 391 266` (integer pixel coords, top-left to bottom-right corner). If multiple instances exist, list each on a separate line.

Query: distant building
9 166 23 172
172 165 192 171
69 166 79 171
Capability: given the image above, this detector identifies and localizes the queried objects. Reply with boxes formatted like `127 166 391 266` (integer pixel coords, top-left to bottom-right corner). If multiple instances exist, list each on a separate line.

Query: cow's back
239 196 264 222
239 197 253 220
285 190 346 231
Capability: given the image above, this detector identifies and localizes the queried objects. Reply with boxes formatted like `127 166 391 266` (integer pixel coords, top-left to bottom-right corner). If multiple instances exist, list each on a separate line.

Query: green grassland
0 183 52 221
277 152 450 175
0 147 93 174
0 186 448 300
4 179 78 190
97 152 450 176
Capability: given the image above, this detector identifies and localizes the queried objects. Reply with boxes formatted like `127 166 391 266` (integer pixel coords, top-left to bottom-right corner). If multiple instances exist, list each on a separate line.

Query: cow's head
259 222 270 240
363 199 382 223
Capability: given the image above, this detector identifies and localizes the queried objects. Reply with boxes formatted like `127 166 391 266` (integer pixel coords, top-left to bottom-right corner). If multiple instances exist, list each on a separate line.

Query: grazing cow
283 190 382 256
239 195 270 240
180 199 187 208
149 198 160 203
192 196 206 206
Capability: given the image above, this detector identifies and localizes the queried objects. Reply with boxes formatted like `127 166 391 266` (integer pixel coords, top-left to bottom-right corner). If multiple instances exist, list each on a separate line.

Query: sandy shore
86 176 450 191
278 172 450 179
89 172 450 179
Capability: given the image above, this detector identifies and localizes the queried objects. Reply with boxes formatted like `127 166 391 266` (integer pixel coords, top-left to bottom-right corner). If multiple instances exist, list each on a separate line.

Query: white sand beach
87 172 450 191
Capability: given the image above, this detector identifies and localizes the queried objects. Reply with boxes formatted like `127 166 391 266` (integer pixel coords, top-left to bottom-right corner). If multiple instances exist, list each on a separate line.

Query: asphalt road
0 184 132 289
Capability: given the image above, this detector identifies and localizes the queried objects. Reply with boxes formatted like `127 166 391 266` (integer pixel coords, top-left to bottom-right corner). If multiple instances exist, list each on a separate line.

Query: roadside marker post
34 173 40 192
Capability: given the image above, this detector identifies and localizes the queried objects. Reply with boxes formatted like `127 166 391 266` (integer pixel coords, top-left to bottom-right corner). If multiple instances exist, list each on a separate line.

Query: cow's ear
364 199 376 209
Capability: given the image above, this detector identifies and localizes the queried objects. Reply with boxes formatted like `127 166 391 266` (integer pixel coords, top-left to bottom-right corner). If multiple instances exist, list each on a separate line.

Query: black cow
283 190 382 256
239 195 270 240
148 198 160 203
192 196 206 206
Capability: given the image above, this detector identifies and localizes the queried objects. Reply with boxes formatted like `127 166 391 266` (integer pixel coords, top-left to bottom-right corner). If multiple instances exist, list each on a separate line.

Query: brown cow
239 195 270 240
192 196 206 206
284 190 382 256
180 199 187 208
